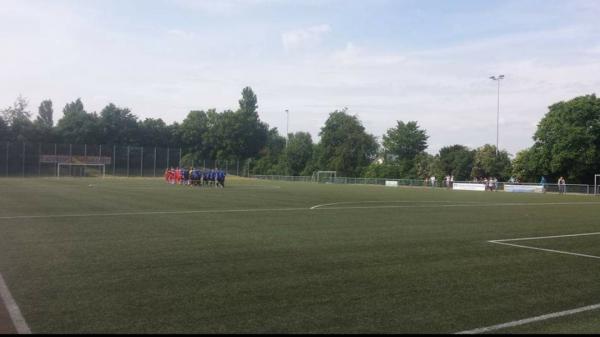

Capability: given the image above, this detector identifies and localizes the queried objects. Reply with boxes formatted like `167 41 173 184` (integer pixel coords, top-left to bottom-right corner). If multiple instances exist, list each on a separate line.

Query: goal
595 174 600 196
57 163 106 178
313 171 337 184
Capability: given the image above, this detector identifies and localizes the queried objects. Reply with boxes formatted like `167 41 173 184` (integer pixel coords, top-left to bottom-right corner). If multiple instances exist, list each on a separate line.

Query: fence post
127 146 130 177
112 144 116 176
5 142 8 177
140 146 144 177
22 142 25 177
153 147 156 177
38 143 41 176
69 144 73 176
54 143 57 177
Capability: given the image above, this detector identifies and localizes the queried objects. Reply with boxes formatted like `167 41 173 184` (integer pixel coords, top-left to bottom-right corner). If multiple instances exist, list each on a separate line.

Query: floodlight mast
490 75 504 155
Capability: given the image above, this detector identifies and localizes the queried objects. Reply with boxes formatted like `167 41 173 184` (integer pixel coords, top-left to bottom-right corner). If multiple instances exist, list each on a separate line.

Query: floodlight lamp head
499 75 505 79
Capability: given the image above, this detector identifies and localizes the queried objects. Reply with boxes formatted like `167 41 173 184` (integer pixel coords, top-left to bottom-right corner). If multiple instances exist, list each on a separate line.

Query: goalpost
57 163 106 178
313 171 337 183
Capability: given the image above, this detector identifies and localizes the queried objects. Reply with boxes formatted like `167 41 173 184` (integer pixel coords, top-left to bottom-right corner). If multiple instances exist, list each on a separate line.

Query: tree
470 144 512 180
1 95 31 126
251 127 286 174
284 132 314 175
138 118 171 146
98 103 139 145
0 117 7 141
382 121 429 161
235 87 269 159
36 100 53 128
436 145 475 181
511 148 541 182
180 110 210 156
529 94 600 183
365 121 429 179
33 100 54 142
318 109 378 176
1 96 34 142
239 86 258 116
56 99 100 144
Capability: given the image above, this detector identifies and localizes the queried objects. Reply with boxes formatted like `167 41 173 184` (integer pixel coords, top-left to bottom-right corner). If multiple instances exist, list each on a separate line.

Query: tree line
1 88 599 183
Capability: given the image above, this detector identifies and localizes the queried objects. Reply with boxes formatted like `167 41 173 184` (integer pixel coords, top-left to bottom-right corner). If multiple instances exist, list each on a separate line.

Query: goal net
58 163 106 178
313 171 337 183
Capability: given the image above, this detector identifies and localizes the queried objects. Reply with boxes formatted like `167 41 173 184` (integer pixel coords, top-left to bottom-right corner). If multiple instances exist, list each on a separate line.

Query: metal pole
285 109 289 148
54 143 57 177
99 144 102 162
38 143 41 176
69 144 72 176
237 159 239 176
22 142 25 177
140 146 144 177
113 145 116 176
5 142 8 177
496 79 500 156
166 148 170 169
153 147 156 177
179 148 182 167
127 146 130 177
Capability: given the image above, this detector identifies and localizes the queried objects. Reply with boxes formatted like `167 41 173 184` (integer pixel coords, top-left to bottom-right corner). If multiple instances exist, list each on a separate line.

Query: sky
1 0 599 156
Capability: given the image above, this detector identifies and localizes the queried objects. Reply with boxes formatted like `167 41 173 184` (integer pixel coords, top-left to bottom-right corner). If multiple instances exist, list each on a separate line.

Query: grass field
1 176 600 333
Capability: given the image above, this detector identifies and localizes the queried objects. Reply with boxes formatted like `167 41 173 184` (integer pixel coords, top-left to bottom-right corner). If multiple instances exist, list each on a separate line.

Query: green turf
1 177 600 333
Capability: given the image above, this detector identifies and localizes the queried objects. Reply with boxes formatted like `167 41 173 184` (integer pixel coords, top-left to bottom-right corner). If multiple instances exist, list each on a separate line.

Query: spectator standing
558 176 566 194
540 176 547 193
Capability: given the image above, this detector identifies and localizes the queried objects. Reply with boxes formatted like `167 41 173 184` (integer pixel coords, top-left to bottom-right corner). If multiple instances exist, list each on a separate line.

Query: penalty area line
456 302 600 334
0 273 31 334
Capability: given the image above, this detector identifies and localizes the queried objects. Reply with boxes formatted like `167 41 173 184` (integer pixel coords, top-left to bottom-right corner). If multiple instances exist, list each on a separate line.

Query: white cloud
167 29 196 40
332 42 406 67
281 24 331 51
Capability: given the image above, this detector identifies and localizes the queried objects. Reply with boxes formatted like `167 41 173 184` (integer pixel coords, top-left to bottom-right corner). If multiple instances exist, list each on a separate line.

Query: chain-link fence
251 175 596 195
0 142 251 178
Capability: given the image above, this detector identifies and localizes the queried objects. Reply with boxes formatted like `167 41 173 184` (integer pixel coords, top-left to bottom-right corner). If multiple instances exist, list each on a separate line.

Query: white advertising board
504 184 544 193
453 183 486 191
385 180 399 187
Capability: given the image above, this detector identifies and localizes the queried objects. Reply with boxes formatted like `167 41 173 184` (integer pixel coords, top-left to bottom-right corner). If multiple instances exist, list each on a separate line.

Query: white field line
489 241 600 260
308 200 478 210
1 201 600 221
310 201 600 211
0 207 309 220
492 231 600 242
456 302 600 334
488 231 600 260
0 273 31 334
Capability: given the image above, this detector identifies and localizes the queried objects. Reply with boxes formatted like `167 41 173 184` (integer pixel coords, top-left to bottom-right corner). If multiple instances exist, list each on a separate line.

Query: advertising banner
453 183 486 191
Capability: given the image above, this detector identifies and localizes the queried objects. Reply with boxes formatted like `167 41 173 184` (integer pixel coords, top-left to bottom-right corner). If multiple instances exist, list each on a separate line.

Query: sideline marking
0 273 31 334
0 207 308 220
1 201 600 221
456 302 600 334
308 200 477 210
488 232 600 260
310 201 600 211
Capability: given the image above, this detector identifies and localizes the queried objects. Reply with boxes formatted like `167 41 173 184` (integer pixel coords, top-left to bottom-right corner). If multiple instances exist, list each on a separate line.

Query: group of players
164 167 226 187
